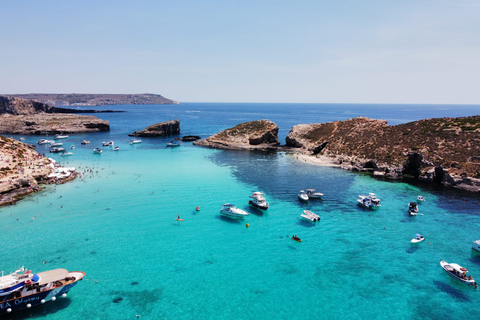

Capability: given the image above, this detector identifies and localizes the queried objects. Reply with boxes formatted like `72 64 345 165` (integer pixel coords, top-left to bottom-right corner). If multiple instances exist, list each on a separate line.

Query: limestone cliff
286 116 480 192
193 120 279 150
129 119 180 137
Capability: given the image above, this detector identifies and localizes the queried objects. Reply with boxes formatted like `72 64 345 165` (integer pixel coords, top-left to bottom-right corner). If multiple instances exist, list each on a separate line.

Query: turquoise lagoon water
1 103 480 319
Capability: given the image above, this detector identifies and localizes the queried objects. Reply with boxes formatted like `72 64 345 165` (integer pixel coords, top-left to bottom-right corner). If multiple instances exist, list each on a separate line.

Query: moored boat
248 192 269 210
49 147 66 153
102 141 114 147
81 140 90 145
166 141 180 147
38 139 53 145
220 204 249 219
93 148 102 154
61 152 73 156
300 210 320 222
357 193 381 209
440 260 477 286
0 267 85 316
114 146 120 151
472 240 480 252
298 190 309 202
49 142 63 147
408 202 419 216
54 134 68 139
411 234 425 243
130 139 142 145
305 189 324 199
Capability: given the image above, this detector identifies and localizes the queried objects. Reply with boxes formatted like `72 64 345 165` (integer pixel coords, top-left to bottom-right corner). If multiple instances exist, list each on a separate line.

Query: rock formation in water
286 116 480 192
0 96 110 134
129 119 180 137
193 120 279 150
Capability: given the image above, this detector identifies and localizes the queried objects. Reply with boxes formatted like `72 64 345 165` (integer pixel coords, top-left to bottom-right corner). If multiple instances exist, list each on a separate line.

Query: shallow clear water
1 103 480 319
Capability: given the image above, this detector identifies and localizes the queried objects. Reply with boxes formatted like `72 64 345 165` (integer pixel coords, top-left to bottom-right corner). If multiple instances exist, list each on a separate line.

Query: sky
1 0 479 104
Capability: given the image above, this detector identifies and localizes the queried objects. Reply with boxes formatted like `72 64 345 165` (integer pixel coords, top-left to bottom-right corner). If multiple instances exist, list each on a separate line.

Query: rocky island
0 96 109 134
193 120 280 150
129 119 180 137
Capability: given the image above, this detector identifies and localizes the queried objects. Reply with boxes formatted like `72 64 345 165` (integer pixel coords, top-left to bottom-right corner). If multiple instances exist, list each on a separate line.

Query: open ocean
2 102 480 320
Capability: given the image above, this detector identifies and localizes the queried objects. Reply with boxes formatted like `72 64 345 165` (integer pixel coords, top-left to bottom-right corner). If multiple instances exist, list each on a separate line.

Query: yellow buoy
246 222 249 228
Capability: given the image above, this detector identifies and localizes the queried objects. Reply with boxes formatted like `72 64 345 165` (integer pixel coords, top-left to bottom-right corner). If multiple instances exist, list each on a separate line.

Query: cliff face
286 116 480 192
129 119 180 137
0 96 50 115
193 120 279 150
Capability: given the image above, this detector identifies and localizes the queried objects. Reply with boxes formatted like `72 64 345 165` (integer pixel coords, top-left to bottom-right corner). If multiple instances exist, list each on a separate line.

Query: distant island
6 93 179 107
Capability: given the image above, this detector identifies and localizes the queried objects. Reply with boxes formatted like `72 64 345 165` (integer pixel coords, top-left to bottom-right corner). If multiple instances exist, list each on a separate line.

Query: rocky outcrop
0 113 110 135
286 116 480 192
182 135 201 142
129 119 180 137
0 96 51 115
193 120 279 150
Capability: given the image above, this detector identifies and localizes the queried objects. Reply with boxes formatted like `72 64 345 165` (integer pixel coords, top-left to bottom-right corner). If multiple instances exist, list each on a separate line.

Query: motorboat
408 202 419 215
61 152 73 157
49 147 66 153
70 145 75 149
102 141 114 147
114 146 120 151
81 140 90 145
54 134 68 139
219 204 249 219
37 139 53 145
301 210 320 222
472 240 480 252
130 139 142 145
305 189 324 199
357 193 381 209
93 148 102 154
0 266 84 316
298 190 309 201
440 260 477 286
19 137 25 141
417 195 425 202
411 234 425 243
248 192 269 210
49 142 63 147
166 141 180 147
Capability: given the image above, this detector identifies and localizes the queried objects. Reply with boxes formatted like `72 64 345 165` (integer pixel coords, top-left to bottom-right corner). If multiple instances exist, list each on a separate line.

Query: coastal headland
193 116 480 192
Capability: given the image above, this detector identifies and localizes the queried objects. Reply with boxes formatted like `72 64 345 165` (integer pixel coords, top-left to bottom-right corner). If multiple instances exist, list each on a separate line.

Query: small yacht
166 141 180 147
248 192 269 210
408 202 419 216
305 189 324 199
219 204 249 219
357 193 381 209
411 234 425 243
440 260 477 286
54 134 68 139
300 210 320 222
38 139 53 145
81 140 90 145
130 139 142 145
472 240 480 252
49 147 66 153
298 190 309 201
102 141 114 147
49 142 63 147
93 148 102 154
61 152 73 157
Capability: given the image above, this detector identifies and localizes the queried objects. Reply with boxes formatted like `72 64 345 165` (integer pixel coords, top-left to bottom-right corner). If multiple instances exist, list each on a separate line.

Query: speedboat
417 195 425 202
61 152 73 156
54 134 68 139
130 139 142 145
440 260 477 286
114 146 120 151
408 202 419 216
305 189 324 199
248 192 269 210
166 141 180 147
357 193 381 209
300 210 320 222
472 240 480 252
49 142 63 147
219 204 249 219
93 148 102 154
0 266 84 316
38 139 53 145
411 234 425 243
49 147 66 153
102 141 114 146
81 140 90 145
298 190 309 201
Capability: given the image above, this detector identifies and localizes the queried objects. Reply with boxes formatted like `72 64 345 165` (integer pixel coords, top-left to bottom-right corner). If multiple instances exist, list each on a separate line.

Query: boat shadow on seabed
2 298 71 320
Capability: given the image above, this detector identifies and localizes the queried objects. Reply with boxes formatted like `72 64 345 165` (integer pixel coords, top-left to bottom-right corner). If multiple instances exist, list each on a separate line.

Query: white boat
49 142 63 147
472 240 480 252
38 139 53 145
411 234 425 243
248 192 269 210
102 141 114 146
19 137 25 141
93 148 102 154
357 193 381 209
219 204 249 219
417 195 425 202
166 141 180 147
300 210 320 222
408 202 419 216
61 152 73 157
130 139 142 145
49 147 65 153
54 134 68 139
440 260 477 286
305 189 324 199
114 146 120 151
298 190 309 201
81 140 90 145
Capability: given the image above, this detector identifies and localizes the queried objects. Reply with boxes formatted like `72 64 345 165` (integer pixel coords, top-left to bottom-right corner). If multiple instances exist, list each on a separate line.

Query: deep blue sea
2 103 480 319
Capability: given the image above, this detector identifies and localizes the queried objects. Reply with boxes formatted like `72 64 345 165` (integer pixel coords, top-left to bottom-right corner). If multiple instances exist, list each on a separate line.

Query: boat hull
220 211 247 219
248 200 268 210
440 260 476 286
472 241 480 252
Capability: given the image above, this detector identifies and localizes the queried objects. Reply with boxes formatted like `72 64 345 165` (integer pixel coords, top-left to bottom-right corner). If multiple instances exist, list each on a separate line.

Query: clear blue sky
1 0 479 104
